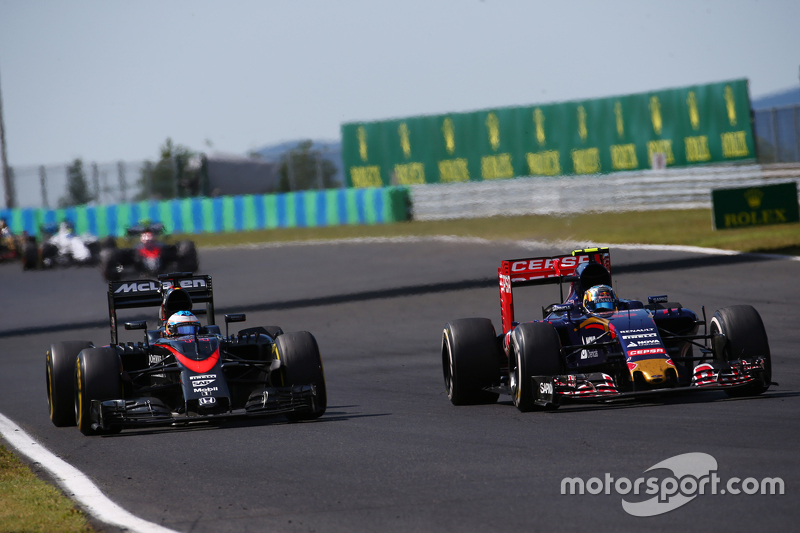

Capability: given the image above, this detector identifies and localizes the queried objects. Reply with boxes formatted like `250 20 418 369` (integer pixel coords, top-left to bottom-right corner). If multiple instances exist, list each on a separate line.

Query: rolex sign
712 182 800 230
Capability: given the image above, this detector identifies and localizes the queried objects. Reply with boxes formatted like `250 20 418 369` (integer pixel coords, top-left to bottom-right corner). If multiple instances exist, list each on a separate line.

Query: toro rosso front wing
88 384 321 431
523 358 769 407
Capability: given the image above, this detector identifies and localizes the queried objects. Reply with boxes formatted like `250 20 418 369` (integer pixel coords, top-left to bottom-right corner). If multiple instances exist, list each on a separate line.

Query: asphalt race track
0 239 798 532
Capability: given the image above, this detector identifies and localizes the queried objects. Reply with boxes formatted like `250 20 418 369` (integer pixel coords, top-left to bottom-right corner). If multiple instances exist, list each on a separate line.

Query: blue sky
1 0 798 167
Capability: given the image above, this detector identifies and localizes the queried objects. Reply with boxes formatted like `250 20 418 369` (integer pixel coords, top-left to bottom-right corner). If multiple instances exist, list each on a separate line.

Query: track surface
1 240 798 532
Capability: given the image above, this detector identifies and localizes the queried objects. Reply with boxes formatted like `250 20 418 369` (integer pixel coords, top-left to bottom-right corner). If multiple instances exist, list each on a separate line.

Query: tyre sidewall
511 322 562 412
276 332 327 419
47 341 93 427
710 305 771 395
75 347 122 435
443 318 500 405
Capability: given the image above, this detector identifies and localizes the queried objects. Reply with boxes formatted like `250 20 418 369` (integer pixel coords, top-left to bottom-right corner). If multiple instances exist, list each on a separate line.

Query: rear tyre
710 305 771 397
46 341 93 427
177 240 199 272
74 347 122 436
100 249 123 281
510 322 562 412
442 318 501 405
22 241 38 270
276 332 327 421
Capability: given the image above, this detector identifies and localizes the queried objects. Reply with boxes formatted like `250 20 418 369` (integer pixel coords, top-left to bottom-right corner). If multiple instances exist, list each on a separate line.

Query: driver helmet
583 284 617 314
140 230 155 247
166 310 200 337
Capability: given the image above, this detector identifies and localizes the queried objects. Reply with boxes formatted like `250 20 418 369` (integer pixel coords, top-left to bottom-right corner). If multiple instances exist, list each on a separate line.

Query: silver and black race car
442 247 772 411
46 272 326 435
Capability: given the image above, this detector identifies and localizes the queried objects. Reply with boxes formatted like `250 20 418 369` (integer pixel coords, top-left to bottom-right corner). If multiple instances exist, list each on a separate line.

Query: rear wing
107 273 215 345
498 248 611 334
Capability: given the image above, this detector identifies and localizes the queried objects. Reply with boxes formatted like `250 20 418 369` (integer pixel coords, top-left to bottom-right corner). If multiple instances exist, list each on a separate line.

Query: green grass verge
173 209 800 256
0 445 96 532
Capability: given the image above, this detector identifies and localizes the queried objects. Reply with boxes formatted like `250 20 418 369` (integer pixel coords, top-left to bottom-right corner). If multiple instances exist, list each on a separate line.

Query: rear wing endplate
498 248 611 334
107 273 214 345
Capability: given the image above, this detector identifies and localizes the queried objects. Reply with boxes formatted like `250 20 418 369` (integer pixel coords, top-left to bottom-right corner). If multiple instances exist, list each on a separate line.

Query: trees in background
59 158 92 207
278 140 338 192
137 138 201 200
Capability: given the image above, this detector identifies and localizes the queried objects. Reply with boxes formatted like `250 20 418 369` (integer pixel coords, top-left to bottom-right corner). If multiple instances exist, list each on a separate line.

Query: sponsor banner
712 182 800 230
343 79 755 187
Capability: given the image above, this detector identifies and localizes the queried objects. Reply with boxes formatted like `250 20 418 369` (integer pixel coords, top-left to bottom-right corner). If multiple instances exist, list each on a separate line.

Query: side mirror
124 321 147 330
224 313 246 337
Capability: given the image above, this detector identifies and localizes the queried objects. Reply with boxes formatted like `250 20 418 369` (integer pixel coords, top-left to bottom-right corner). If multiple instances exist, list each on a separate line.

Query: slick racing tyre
22 241 39 270
710 305 772 397
177 240 199 272
100 249 123 281
442 318 501 405
276 332 327 421
46 341 93 427
75 347 122 436
510 322 562 412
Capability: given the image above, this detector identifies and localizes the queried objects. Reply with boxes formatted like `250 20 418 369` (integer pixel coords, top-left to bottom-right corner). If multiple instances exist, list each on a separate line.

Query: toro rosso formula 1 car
442 248 772 411
46 272 326 435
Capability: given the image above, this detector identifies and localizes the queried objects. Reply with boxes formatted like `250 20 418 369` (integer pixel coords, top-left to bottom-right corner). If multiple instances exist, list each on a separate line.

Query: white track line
0 413 178 533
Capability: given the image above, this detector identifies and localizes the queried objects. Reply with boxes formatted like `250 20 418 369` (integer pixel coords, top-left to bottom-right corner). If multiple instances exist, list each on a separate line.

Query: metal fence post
118 161 127 203
771 108 780 163
39 165 48 208
92 162 100 203
795 105 800 162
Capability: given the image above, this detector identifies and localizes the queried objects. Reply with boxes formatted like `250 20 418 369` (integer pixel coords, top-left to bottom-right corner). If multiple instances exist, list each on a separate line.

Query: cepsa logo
114 279 207 294
509 254 610 281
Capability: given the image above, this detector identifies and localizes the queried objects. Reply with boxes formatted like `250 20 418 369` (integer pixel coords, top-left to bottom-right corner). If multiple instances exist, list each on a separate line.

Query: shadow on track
1 252 785 338
92 406 391 438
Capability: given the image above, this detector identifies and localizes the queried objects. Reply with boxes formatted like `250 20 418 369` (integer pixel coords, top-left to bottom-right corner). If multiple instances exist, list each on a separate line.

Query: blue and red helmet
583 285 617 314
166 310 200 336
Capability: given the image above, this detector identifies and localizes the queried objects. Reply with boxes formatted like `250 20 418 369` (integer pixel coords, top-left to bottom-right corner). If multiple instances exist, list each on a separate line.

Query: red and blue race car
442 247 772 411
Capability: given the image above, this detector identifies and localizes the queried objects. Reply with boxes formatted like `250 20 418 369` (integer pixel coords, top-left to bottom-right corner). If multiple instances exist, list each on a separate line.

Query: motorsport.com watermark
561 453 784 517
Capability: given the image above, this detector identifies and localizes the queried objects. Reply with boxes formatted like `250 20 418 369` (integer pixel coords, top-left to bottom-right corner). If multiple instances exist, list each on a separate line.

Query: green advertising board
711 182 800 230
342 79 755 187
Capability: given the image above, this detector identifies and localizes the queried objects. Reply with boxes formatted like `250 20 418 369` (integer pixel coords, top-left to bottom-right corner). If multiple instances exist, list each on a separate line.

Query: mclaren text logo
561 452 784 517
114 279 207 294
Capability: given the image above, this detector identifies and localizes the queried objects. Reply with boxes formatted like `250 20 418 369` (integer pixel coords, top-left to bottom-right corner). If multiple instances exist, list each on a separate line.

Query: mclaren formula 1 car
46 272 326 435
100 222 198 281
442 247 772 411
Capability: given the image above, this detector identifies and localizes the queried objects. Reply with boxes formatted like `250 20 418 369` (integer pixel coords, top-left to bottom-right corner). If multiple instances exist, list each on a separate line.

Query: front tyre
276 332 327 421
47 341 93 427
710 305 771 397
510 322 562 412
22 241 39 270
442 318 501 405
74 348 122 436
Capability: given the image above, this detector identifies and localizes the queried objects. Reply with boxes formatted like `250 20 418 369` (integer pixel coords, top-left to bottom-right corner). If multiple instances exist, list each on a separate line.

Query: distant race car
22 221 101 270
442 247 772 411
0 218 24 263
100 222 198 281
46 272 326 435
